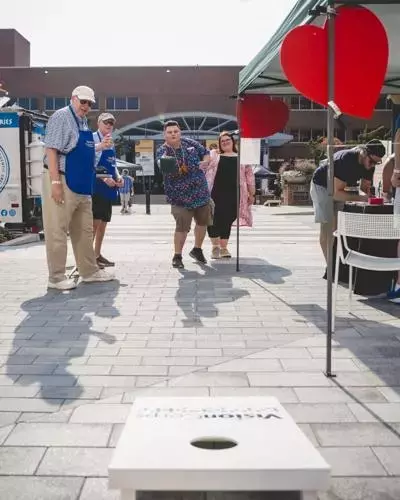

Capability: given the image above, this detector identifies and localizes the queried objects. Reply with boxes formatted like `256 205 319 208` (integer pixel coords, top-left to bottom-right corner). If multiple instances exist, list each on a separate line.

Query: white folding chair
333 211 400 331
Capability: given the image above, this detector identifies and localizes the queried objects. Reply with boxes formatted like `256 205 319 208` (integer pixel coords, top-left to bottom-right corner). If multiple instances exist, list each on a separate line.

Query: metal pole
325 2 336 378
236 96 242 272
145 175 151 215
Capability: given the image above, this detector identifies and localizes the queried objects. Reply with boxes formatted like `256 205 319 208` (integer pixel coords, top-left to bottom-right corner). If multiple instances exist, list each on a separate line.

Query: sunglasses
103 120 115 126
79 99 93 106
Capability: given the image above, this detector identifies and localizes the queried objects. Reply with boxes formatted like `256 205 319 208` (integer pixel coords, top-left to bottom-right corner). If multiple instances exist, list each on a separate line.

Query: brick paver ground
0 202 399 499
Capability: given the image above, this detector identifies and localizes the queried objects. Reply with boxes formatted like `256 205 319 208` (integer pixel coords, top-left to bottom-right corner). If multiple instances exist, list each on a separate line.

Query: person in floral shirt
156 121 210 268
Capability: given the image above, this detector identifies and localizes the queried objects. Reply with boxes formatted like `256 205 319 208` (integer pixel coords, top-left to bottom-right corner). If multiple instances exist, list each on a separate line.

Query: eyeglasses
103 120 115 126
79 99 93 106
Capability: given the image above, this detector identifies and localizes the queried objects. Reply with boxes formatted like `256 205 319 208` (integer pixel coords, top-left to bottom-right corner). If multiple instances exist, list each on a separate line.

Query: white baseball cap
71 85 95 103
98 112 116 123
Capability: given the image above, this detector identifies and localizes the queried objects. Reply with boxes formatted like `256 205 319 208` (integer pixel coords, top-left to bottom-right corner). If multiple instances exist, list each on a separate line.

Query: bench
109 397 330 500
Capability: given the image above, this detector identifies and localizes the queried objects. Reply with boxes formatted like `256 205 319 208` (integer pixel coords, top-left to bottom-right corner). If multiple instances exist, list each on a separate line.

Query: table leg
120 490 136 500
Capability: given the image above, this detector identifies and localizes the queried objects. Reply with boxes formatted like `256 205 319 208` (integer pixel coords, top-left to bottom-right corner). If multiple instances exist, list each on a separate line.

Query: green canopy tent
238 0 400 377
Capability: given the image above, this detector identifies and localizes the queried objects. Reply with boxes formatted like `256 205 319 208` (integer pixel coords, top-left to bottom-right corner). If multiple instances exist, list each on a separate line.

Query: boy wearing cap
42 85 114 290
92 113 123 267
310 139 386 265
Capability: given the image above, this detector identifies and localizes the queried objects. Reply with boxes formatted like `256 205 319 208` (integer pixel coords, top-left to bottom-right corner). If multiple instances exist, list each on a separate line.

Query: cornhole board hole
109 397 330 500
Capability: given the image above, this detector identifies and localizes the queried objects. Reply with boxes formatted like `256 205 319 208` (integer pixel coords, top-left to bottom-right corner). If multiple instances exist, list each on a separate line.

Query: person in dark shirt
310 139 386 264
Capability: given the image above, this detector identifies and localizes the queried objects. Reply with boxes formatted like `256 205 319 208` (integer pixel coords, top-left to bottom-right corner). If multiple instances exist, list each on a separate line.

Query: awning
239 0 400 95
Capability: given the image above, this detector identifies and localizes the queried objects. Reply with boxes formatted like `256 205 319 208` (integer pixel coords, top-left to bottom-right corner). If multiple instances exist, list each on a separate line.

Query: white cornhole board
109 397 330 500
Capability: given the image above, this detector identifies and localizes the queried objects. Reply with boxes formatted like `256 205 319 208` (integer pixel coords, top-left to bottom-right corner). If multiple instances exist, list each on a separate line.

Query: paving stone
348 403 400 423
0 398 63 413
142 356 196 366
378 387 400 403
0 477 84 500
17 375 76 387
37 447 113 476
0 446 46 474
87 356 141 366
80 478 120 500
248 348 312 359
70 403 130 424
5 422 111 446
0 386 39 398
320 447 387 476
294 387 387 404
281 358 360 372
122 387 210 402
18 410 73 423
284 403 357 423
372 447 400 475
313 423 400 447
208 359 282 372
319 477 400 500
110 365 168 376
0 411 21 426
0 424 14 444
248 372 333 387
40 386 102 400
76 375 137 387
168 372 249 387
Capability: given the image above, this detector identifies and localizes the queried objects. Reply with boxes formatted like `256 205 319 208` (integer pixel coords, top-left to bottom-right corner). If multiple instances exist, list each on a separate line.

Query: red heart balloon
238 94 289 138
280 5 388 119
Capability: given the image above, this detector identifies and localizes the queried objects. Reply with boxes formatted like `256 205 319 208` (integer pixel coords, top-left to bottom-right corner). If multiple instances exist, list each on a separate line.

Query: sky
1 0 297 67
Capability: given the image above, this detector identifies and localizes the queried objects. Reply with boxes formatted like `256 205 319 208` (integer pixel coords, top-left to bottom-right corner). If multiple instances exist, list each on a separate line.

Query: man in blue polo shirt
92 113 124 268
310 139 386 265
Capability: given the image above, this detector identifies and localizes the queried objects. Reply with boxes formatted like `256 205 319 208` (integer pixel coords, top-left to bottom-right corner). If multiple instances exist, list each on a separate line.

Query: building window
15 97 39 110
290 96 299 109
375 96 388 110
106 96 140 111
299 97 312 110
312 129 325 140
45 97 69 110
352 129 364 141
312 101 325 110
299 129 312 142
287 128 299 141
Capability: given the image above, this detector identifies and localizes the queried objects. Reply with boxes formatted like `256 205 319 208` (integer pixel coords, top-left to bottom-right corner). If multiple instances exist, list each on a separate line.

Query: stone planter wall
283 182 312 206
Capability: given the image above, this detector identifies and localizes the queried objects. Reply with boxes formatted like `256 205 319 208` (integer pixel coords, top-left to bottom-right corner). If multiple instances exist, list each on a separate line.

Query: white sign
135 140 155 176
0 113 22 224
240 138 260 165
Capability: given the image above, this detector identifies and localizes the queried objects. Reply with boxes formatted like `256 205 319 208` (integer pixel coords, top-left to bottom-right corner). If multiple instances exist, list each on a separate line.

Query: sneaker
189 247 207 264
82 269 114 283
220 248 232 259
211 246 220 259
48 279 77 290
172 255 184 269
97 255 115 267
387 285 400 304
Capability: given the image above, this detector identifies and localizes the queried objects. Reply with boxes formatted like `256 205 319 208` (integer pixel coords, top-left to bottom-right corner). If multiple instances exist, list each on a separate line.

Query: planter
283 182 312 206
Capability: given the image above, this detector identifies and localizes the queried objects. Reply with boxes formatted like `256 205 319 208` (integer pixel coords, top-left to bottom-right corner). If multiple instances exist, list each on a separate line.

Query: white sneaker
48 279 77 290
82 269 115 283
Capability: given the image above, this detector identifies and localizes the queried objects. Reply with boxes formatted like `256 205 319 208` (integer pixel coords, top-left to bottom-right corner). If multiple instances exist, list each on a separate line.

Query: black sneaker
189 247 207 264
97 255 115 267
172 255 184 269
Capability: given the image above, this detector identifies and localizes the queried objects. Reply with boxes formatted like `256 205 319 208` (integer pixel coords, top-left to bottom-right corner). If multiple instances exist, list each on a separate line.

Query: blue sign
9 209 16 217
0 113 19 128
0 209 7 217
0 145 10 195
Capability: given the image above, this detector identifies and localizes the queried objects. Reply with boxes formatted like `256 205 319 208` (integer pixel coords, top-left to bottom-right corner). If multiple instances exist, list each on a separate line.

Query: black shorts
92 194 112 223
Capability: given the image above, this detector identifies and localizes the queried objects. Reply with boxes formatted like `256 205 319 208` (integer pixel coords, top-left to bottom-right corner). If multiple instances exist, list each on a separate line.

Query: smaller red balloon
238 94 289 139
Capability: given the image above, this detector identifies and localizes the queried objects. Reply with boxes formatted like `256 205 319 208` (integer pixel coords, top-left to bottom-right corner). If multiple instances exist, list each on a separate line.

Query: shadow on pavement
175 258 291 327
6 280 122 405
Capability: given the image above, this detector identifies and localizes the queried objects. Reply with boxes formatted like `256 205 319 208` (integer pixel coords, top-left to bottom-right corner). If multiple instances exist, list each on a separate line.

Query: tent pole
325 1 336 378
236 96 242 273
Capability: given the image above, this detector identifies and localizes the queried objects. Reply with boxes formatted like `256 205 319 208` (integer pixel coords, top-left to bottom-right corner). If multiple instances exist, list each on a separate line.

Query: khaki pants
41 171 98 283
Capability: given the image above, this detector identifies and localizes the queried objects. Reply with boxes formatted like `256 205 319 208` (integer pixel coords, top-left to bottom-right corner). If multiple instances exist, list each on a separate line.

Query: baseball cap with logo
98 112 116 124
71 85 95 103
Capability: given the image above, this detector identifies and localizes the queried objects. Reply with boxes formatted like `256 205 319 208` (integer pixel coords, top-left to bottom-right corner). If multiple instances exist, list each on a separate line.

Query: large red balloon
280 5 388 119
238 94 289 138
